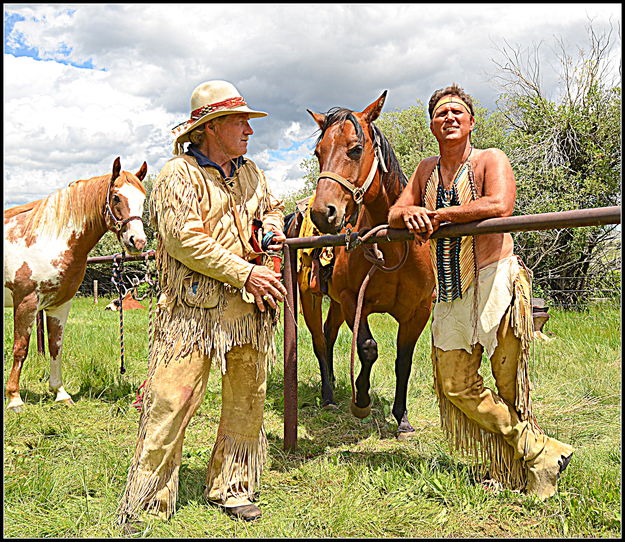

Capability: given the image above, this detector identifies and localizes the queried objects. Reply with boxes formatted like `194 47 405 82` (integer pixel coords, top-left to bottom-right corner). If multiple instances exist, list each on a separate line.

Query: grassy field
3 296 621 538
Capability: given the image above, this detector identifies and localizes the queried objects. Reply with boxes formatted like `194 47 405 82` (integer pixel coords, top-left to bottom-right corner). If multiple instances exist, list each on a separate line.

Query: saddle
308 247 334 295
289 194 335 296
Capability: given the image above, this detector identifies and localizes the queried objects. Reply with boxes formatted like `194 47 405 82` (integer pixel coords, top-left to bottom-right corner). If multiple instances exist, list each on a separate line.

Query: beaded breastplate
423 157 478 303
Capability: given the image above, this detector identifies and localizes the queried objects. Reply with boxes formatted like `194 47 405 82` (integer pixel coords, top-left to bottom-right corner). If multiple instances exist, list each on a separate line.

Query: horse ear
307 109 326 130
361 91 388 124
112 157 121 181
136 161 148 181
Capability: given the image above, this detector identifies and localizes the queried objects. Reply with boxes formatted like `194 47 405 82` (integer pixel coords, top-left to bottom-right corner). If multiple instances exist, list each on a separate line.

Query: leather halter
105 175 143 237
316 125 388 207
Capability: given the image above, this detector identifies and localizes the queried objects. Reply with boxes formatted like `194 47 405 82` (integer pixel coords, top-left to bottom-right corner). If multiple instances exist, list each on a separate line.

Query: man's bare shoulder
414 155 438 181
473 147 511 165
418 155 439 170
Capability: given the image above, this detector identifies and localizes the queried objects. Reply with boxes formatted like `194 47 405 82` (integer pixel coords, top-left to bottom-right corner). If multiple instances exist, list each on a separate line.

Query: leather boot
224 503 262 521
524 436 574 499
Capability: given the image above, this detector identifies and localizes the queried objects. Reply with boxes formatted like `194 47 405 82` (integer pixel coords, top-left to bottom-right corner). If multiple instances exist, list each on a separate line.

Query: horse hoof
350 401 371 419
396 429 416 441
322 402 338 411
7 403 24 413
56 398 75 407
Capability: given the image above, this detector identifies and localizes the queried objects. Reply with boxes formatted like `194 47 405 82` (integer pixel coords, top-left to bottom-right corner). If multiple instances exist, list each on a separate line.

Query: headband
432 96 472 116
172 96 248 133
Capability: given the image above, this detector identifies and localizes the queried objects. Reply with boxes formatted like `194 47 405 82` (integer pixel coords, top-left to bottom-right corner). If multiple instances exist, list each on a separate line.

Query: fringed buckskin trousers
118 342 267 523
431 258 573 497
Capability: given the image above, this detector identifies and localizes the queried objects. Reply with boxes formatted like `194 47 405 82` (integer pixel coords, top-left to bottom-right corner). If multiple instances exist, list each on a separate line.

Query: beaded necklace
424 149 477 303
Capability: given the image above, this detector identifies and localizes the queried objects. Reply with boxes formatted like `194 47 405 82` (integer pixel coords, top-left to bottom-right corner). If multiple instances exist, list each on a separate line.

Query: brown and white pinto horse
298 92 435 438
3 157 148 412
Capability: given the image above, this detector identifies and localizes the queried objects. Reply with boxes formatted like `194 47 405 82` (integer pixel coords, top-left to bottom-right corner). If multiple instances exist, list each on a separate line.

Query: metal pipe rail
86 249 156 264
35 250 157 354
281 206 621 451
284 206 621 250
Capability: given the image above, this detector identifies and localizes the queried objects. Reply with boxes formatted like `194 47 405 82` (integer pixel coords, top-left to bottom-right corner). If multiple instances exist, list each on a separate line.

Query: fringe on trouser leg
117 345 210 524
432 260 544 489
431 345 527 490
204 343 268 507
117 357 179 523
204 426 268 506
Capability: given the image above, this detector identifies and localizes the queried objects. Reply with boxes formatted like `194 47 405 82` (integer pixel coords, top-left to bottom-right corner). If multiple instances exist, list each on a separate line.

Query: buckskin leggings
118 342 267 522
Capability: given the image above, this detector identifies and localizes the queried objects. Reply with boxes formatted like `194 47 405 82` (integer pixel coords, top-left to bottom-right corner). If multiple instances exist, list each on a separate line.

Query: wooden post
94 280 98 304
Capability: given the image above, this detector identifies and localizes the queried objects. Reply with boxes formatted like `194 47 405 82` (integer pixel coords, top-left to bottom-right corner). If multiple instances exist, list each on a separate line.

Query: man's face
429 97 475 143
210 113 254 158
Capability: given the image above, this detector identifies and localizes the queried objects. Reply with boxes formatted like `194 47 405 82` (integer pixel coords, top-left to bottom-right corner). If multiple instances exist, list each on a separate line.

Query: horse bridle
105 174 143 238
316 125 388 211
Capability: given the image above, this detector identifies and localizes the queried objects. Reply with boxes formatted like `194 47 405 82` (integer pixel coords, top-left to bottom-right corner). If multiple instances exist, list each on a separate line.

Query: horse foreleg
323 299 344 389
351 317 378 419
45 302 74 406
6 293 38 412
300 289 335 407
393 313 430 440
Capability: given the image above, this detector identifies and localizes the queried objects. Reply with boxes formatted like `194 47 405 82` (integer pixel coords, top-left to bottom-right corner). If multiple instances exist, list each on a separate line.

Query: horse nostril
327 204 337 223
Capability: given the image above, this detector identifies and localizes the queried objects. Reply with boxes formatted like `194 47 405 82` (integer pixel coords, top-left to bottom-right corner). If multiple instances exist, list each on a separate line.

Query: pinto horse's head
307 91 388 234
105 157 148 253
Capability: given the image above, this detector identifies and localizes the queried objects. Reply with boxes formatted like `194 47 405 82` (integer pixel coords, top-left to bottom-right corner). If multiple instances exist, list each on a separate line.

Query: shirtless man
388 83 573 499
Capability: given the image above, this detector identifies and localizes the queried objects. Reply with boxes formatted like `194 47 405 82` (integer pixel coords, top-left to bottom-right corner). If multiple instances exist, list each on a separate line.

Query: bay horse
294 92 435 438
4 157 148 413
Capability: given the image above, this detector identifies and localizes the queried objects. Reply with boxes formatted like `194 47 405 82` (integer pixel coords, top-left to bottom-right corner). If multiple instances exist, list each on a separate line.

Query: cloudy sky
3 3 621 209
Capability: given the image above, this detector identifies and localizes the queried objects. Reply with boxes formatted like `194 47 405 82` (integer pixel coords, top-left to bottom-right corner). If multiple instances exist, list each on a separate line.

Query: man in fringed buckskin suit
118 80 286 526
388 83 573 499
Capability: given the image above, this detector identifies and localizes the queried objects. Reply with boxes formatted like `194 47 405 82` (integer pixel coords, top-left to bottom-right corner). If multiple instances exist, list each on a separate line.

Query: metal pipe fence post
283 243 299 451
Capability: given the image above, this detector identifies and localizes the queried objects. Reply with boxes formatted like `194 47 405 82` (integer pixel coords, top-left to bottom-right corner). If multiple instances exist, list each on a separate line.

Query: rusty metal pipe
284 206 621 250
283 243 299 451
86 249 155 265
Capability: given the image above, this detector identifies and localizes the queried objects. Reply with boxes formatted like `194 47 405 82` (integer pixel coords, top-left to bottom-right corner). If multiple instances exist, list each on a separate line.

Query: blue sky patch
4 10 97 70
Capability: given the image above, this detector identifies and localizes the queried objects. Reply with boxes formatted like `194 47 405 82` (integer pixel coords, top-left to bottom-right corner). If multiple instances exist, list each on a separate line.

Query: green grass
3 297 621 538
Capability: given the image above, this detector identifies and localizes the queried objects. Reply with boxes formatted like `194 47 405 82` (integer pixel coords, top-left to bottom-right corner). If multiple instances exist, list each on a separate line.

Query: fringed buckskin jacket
149 153 284 372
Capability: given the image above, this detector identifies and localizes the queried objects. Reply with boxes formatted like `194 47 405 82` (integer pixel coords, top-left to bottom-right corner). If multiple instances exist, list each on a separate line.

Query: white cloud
3 3 621 208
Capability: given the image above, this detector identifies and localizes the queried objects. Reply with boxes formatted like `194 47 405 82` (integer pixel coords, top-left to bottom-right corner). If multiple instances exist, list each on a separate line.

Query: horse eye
347 145 363 159
113 195 121 204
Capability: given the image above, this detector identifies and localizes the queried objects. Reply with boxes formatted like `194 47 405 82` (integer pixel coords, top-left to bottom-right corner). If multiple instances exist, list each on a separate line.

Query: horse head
105 157 148 253
307 91 388 234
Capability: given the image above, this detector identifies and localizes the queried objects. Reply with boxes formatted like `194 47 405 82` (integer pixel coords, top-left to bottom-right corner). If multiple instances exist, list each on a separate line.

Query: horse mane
317 107 407 200
7 174 114 241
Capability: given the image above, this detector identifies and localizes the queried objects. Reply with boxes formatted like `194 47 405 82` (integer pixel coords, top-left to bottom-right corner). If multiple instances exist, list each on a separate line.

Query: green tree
282 156 318 215
375 102 438 176
491 22 621 306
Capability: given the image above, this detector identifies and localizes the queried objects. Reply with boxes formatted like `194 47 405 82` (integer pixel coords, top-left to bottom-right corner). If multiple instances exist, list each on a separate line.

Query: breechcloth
117 341 268 522
431 256 543 489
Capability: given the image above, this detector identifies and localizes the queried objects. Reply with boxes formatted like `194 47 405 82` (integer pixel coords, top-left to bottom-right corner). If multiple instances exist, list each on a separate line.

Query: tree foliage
491 22 621 306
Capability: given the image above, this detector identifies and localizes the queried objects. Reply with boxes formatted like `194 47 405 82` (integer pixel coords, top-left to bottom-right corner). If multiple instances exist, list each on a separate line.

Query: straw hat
171 80 267 154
